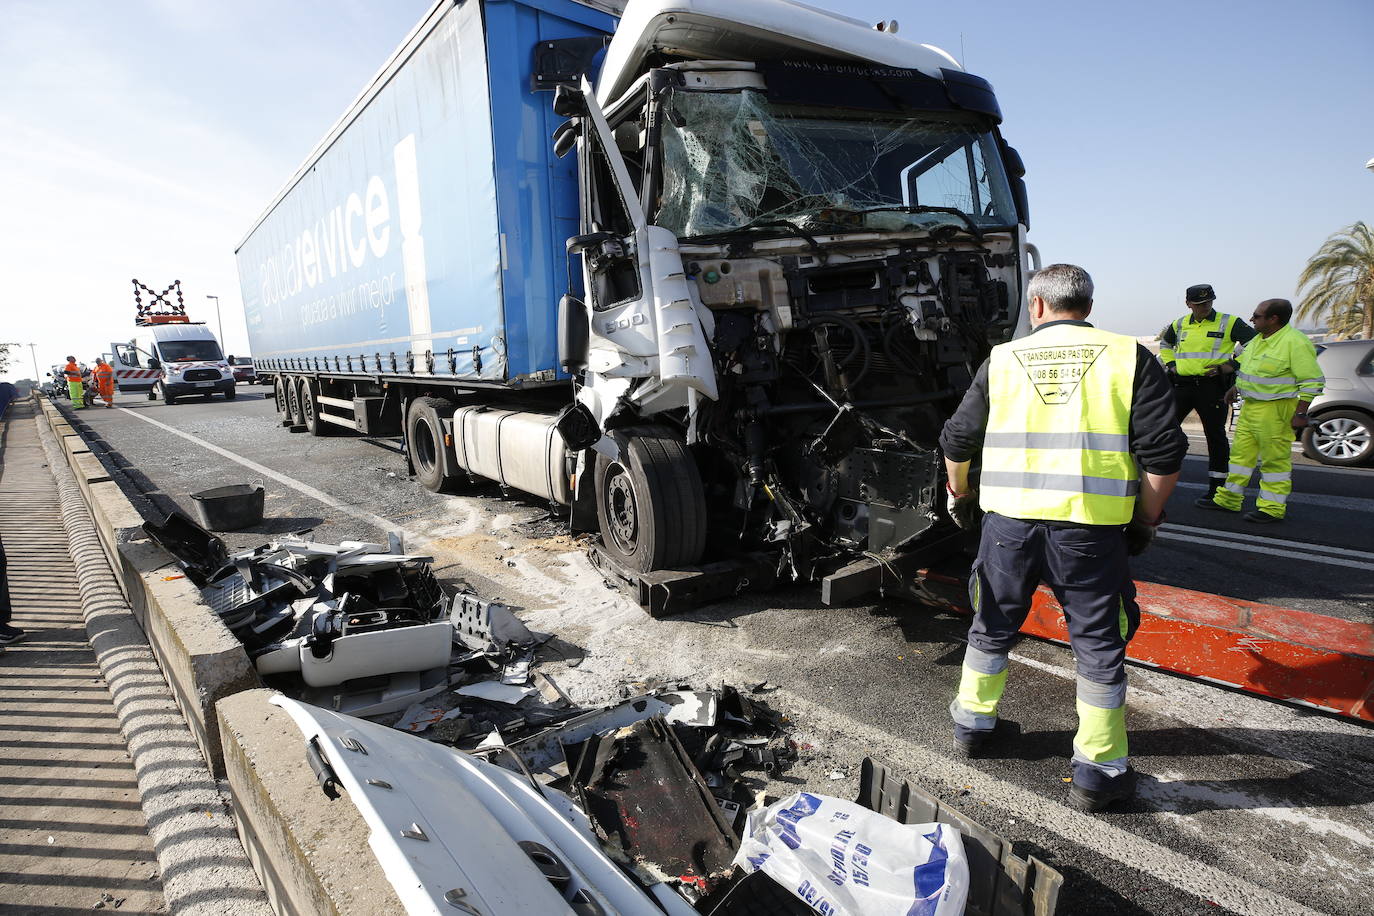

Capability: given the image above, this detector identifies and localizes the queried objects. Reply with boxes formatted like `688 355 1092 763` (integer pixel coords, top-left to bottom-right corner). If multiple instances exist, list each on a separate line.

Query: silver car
1301 339 1374 467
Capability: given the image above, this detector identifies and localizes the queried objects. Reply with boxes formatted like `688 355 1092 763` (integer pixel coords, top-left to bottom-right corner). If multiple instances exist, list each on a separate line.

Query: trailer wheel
273 377 291 423
301 380 328 436
406 397 458 492
286 378 308 428
594 427 706 573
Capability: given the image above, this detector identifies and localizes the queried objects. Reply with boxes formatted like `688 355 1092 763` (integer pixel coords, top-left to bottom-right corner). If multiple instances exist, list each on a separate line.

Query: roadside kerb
39 397 261 776
219 689 403 916
33 398 271 916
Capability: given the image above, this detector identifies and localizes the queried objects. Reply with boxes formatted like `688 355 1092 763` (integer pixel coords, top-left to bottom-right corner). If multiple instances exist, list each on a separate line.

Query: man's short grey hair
1028 264 1094 314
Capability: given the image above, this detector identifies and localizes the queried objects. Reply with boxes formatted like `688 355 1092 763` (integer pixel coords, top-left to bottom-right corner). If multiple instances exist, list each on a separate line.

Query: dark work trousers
1172 375 1231 494
967 513 1140 686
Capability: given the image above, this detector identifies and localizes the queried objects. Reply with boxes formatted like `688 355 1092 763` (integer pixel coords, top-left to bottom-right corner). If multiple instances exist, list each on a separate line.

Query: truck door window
115 343 141 368
581 124 643 312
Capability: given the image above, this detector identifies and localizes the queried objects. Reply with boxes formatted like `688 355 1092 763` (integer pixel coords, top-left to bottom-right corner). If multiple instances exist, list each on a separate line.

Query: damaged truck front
239 0 1033 603
560 0 1032 588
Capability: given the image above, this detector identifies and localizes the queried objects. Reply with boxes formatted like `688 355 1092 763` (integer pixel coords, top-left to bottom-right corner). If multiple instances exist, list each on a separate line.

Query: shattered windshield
657 88 1016 238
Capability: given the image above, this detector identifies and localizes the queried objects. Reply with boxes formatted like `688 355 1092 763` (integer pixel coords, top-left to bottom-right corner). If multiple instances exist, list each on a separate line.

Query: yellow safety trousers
1213 398 1295 518
67 380 85 407
954 602 1132 765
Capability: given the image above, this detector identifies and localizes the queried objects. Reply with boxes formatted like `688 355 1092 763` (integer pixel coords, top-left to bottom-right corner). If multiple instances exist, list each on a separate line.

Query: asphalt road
61 388 1374 916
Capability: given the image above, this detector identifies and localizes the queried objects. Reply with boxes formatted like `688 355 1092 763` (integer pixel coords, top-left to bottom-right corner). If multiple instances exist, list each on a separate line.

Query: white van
109 321 236 404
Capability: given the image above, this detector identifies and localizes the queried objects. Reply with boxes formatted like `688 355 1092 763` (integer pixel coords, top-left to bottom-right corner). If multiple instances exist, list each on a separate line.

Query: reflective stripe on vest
63 364 81 381
1170 312 1237 376
1235 324 1325 401
981 324 1139 525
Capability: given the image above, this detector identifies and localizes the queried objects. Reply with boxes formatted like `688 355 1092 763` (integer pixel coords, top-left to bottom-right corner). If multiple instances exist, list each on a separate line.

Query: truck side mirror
553 120 580 158
999 140 1030 229
552 84 586 118
148 357 161 370
558 294 588 371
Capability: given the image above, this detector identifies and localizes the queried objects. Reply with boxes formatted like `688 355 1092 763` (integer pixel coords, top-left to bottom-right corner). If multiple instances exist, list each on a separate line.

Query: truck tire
301 380 328 436
594 427 706 573
274 377 291 423
160 383 177 406
224 386 237 401
406 396 458 492
286 378 307 428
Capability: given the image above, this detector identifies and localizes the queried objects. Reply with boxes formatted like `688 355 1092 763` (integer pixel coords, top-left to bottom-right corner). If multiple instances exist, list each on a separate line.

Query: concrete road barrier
38 398 260 776
219 689 403 916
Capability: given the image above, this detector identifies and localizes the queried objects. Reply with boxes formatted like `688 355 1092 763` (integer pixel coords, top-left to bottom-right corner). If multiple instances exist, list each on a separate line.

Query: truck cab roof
597 0 961 103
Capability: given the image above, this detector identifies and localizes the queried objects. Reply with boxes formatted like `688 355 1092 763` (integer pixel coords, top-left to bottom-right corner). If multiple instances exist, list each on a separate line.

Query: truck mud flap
590 548 779 618
856 757 1062 916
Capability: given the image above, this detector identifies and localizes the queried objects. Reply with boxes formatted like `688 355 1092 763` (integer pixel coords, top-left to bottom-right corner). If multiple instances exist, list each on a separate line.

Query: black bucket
189 483 265 531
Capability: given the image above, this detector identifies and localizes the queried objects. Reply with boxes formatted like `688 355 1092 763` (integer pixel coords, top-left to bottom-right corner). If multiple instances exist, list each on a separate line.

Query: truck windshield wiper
687 219 823 256
818 206 984 239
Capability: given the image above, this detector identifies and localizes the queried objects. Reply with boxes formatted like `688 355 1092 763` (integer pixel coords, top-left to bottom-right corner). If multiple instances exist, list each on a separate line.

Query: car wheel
594 426 706 573
1302 410 1374 467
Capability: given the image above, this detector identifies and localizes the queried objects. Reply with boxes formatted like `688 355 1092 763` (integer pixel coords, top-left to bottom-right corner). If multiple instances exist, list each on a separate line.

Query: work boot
1243 510 1282 524
1194 496 1239 512
0 624 25 645
1067 763 1136 812
953 720 1020 758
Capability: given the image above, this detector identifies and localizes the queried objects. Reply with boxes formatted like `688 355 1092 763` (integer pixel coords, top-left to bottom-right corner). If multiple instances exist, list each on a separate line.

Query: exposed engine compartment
685 238 1017 578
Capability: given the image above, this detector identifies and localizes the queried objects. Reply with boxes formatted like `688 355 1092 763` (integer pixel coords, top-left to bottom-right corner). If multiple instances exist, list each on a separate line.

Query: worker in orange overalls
92 358 116 408
62 356 85 408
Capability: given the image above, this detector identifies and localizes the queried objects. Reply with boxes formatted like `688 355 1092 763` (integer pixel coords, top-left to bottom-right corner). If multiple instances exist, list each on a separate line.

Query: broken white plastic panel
270 696 687 915
256 620 452 687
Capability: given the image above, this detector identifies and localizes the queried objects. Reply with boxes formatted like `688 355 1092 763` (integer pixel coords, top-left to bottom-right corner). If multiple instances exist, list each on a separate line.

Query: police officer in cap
1157 284 1256 499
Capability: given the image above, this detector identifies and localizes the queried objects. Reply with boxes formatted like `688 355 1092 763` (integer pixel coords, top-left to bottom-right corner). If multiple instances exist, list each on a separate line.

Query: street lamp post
206 295 224 354
27 343 39 380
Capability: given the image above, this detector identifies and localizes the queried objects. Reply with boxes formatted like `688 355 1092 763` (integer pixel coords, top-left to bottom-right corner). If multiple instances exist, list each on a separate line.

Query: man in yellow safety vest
1157 284 1256 498
1197 299 1323 522
940 264 1186 812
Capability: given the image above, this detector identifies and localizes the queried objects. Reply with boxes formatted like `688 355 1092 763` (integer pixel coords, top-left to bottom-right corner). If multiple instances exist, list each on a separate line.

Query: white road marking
1174 479 1374 513
1156 530 1374 572
116 407 426 544
1165 518 1374 561
780 690 1323 916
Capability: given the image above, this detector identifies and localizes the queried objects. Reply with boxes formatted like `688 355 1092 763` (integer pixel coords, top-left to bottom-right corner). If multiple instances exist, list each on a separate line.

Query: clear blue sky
2 0 1370 381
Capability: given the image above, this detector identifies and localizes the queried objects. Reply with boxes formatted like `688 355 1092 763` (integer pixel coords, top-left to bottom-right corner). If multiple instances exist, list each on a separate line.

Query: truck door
570 78 716 426
111 341 159 391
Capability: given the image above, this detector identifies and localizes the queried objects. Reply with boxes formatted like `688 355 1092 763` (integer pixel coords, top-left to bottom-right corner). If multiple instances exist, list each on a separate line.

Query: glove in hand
1125 518 1157 556
948 489 981 530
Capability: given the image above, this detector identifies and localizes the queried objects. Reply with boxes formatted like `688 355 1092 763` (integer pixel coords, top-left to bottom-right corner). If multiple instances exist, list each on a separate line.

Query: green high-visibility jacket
1235 324 1324 402
981 323 1140 525
1158 311 1252 376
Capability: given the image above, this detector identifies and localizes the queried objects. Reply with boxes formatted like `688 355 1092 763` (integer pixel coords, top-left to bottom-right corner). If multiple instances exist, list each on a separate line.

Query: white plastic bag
733 792 968 916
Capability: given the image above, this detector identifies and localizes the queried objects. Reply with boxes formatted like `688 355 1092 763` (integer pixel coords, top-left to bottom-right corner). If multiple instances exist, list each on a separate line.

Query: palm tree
1297 222 1374 340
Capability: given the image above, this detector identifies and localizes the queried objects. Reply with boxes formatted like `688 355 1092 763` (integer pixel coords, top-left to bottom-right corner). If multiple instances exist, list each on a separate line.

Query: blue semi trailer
237 0 1035 603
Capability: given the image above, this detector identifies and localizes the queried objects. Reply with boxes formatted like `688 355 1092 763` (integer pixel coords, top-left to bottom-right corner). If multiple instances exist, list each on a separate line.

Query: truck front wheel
594 428 706 573
406 397 458 492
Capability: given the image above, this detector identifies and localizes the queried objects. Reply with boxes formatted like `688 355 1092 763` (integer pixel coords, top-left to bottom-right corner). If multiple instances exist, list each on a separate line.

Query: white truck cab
109 320 237 404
